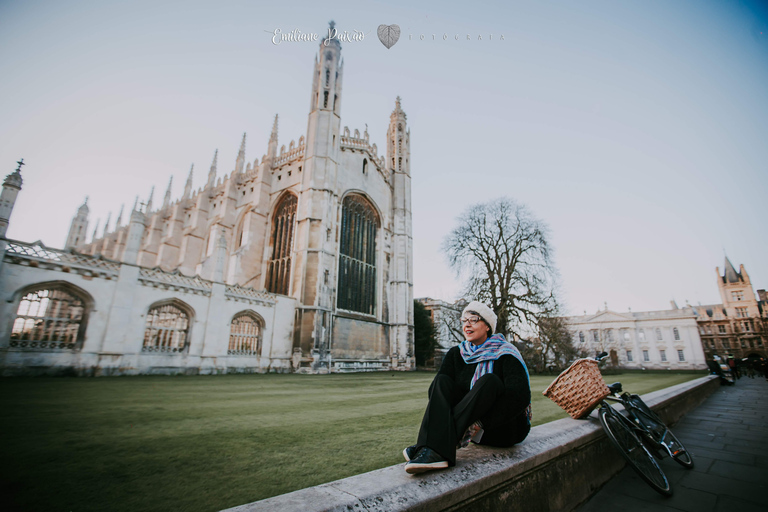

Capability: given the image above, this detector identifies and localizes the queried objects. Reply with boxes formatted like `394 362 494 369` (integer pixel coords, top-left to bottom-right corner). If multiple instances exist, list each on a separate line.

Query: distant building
565 304 707 370
691 259 767 361
416 297 465 366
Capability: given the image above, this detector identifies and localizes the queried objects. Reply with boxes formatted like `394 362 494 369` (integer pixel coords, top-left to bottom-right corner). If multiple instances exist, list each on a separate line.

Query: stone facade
691 259 767 361
416 297 464 366
565 304 707 370
0 25 414 375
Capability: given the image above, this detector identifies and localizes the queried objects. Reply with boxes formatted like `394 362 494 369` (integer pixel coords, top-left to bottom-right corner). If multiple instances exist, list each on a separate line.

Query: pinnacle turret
115 204 124 228
235 133 247 174
3 158 24 189
146 186 155 212
103 212 111 236
207 150 218 188
65 196 90 249
0 159 25 238
183 164 194 199
91 219 100 243
266 115 279 165
162 176 173 209
79 196 90 215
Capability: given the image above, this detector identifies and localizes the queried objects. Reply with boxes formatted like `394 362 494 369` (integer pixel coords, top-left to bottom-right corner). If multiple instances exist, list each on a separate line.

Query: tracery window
266 194 297 295
337 194 379 315
10 286 86 349
228 312 263 356
142 301 191 353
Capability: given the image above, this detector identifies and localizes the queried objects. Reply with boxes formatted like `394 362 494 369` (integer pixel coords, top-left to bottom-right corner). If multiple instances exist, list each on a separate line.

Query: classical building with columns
0 26 414 376
564 303 707 370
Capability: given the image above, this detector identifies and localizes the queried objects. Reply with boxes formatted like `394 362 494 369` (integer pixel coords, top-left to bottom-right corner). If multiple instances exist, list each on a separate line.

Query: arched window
655 328 663 341
10 284 87 350
673 327 680 341
142 300 192 353
362 158 367 174
578 331 585 343
266 194 297 295
228 312 263 355
337 194 379 315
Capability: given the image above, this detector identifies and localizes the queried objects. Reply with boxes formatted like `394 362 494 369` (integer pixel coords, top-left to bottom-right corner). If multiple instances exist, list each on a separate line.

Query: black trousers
415 373 506 465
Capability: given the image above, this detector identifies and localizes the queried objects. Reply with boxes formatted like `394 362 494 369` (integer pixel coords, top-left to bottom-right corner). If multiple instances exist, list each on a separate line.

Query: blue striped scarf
459 334 532 422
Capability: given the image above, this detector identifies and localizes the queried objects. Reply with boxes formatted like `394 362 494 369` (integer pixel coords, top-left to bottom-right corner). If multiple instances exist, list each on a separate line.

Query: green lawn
0 371 705 512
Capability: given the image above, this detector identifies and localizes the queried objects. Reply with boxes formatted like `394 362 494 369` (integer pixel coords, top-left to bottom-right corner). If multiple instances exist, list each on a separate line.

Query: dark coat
436 345 532 446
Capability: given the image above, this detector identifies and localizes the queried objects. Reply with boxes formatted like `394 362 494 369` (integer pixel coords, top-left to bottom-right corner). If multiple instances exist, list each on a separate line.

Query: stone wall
0 240 296 376
222 375 719 512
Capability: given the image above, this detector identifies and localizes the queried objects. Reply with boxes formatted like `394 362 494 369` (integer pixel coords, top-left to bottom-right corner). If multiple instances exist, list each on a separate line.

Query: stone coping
222 375 718 512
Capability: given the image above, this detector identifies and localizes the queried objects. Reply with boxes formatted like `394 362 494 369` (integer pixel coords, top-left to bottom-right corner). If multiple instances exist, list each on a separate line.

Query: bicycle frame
603 393 686 461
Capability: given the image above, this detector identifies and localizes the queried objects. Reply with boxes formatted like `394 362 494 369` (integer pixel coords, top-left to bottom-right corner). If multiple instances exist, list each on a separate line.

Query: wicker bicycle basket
542 358 611 419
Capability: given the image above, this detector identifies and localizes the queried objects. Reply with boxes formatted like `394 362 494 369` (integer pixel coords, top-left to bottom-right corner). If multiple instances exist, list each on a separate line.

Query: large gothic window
266 194 297 295
142 301 192 353
228 312 263 355
10 285 87 349
337 194 379 315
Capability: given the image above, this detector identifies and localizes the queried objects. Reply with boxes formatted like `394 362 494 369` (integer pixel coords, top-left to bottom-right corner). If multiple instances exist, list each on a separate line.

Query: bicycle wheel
599 406 672 496
628 398 694 469
661 428 694 469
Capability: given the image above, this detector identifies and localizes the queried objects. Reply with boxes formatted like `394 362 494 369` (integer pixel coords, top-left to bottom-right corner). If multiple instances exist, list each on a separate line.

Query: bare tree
443 198 559 341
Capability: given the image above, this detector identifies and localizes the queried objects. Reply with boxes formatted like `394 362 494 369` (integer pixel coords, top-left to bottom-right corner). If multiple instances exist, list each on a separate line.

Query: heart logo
377 24 401 49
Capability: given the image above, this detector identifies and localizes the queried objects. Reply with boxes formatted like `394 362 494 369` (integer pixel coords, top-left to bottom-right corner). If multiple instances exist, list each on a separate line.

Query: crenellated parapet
5 239 120 279
340 126 387 173
273 137 306 168
138 267 213 296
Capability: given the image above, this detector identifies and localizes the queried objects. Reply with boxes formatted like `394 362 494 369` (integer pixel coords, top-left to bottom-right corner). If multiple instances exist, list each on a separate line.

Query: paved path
577 376 768 512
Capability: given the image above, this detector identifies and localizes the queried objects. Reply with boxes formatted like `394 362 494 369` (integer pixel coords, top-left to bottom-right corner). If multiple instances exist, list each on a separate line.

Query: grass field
0 370 705 512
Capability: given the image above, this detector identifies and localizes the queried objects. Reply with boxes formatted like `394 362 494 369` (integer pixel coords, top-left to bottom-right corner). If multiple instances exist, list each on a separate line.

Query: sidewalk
577 376 768 512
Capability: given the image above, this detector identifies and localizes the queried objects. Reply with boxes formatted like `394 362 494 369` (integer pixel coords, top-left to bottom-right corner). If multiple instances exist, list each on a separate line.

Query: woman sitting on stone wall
403 301 532 474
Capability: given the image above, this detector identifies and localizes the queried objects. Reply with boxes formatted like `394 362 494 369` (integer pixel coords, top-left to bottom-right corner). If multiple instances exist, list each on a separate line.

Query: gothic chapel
0 28 415 375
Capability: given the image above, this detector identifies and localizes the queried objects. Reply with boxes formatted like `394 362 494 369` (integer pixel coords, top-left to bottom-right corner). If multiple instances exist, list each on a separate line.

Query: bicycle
543 353 695 497
598 378 694 496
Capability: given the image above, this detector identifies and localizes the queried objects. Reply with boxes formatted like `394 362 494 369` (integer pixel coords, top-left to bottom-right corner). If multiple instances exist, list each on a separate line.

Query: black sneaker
403 444 419 462
405 447 449 474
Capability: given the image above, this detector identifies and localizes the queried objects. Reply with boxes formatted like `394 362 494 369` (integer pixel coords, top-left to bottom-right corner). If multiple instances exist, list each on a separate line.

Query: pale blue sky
1 0 766 315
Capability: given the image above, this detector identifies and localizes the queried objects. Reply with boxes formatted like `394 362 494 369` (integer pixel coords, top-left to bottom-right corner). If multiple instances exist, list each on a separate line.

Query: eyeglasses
460 316 482 325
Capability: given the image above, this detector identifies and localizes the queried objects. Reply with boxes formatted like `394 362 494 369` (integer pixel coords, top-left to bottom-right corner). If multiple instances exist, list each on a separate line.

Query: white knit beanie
462 301 497 334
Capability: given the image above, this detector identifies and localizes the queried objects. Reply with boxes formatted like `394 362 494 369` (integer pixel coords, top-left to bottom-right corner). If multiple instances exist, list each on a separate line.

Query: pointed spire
723 256 741 283
78 196 90 215
103 212 111 236
267 115 279 165
132 196 138 212
183 164 194 198
115 204 124 228
235 133 247 174
146 186 155 212
207 149 218 188
91 219 100 242
162 176 173 209
4 158 24 188
271 115 279 142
